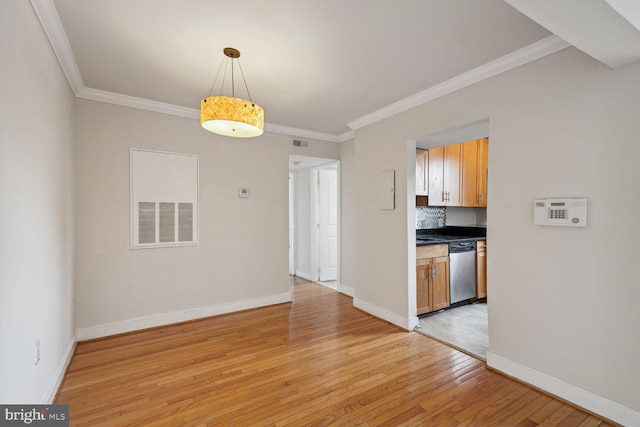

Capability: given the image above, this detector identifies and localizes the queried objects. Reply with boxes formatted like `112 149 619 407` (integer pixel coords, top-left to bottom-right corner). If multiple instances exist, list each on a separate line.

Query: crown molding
79 87 200 119
347 35 571 131
30 0 84 96
336 130 355 143
32 0 570 142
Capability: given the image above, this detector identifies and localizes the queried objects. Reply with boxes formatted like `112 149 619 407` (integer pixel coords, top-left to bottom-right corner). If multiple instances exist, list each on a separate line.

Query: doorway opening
289 155 340 291
409 119 490 360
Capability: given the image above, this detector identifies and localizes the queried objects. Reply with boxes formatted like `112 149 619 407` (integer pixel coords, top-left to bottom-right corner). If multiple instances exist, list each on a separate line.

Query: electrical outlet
35 340 40 365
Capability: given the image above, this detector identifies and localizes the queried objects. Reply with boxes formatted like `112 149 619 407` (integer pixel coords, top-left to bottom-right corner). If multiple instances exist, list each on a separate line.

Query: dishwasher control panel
533 198 587 227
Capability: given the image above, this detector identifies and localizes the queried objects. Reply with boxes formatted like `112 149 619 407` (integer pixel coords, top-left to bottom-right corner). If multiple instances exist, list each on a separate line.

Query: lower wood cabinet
476 240 487 299
416 244 450 315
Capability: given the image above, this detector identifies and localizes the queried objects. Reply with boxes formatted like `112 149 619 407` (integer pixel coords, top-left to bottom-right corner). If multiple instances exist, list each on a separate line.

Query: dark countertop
416 226 486 246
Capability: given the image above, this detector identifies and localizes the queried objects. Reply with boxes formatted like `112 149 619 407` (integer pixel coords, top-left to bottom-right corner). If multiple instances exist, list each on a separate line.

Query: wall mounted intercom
533 198 587 227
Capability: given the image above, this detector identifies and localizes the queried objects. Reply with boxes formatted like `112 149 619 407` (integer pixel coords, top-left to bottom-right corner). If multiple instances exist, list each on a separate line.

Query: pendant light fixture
201 47 264 137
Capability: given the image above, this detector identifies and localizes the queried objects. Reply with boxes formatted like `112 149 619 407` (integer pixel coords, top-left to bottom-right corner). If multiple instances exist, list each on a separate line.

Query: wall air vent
292 139 309 148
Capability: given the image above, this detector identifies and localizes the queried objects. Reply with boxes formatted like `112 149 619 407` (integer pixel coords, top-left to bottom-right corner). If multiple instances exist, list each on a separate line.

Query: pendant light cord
237 60 253 102
207 56 226 97
206 49 252 101
231 57 235 98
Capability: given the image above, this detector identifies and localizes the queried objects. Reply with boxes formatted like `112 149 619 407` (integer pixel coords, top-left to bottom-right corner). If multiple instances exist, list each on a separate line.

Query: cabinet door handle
432 264 438 277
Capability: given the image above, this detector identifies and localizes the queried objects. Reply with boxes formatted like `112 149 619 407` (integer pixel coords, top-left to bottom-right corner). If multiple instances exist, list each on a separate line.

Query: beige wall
0 1 75 403
73 99 339 336
351 47 640 421
339 139 355 295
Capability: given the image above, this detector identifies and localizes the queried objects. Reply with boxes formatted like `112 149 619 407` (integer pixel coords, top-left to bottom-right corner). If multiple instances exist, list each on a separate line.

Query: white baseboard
76 293 292 341
353 297 410 331
316 281 337 291
338 283 354 297
44 337 76 403
487 352 640 426
408 315 420 331
294 270 314 282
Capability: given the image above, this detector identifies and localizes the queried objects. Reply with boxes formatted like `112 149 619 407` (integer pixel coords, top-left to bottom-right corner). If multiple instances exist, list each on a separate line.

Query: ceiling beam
505 0 640 69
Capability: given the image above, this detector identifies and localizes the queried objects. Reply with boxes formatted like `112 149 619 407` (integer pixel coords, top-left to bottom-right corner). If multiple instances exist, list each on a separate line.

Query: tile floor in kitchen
416 302 488 361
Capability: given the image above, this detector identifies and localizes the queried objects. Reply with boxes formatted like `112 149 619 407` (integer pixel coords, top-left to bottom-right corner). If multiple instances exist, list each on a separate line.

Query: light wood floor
56 277 614 426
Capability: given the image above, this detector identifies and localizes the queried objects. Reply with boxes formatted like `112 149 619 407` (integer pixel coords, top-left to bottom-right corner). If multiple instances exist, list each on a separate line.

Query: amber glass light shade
200 96 264 137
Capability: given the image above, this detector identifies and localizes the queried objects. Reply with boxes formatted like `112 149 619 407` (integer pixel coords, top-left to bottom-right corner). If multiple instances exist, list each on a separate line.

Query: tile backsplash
416 206 446 229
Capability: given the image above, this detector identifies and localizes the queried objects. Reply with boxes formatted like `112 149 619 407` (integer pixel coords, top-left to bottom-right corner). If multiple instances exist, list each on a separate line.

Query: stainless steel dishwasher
449 241 477 304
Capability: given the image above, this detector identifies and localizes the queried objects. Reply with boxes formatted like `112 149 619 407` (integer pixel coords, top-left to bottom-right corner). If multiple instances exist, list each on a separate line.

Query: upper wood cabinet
428 144 462 206
416 149 428 196
462 138 489 207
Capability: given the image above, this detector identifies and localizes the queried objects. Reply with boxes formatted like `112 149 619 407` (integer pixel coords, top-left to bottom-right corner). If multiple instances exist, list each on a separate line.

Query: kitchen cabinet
416 149 428 196
462 138 489 207
416 244 450 315
476 240 487 299
428 144 462 206
478 138 488 206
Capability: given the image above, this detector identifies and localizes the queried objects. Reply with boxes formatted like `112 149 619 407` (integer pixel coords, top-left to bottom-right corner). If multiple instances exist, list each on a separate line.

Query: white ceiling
35 0 640 142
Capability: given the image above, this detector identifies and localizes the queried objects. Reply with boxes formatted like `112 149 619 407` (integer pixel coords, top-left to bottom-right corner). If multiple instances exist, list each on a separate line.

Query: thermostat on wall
533 198 587 227
239 188 250 198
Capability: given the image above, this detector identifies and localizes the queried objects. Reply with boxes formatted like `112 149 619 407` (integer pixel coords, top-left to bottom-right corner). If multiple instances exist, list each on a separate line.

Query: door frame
409 118 490 328
289 156 341 290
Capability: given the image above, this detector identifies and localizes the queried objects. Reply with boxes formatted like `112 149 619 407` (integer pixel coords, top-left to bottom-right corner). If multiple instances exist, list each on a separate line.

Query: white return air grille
131 148 199 248
137 202 194 245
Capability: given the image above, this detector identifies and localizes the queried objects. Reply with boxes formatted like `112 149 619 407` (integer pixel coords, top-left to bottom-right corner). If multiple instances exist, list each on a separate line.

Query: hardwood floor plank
527 399 565 423
295 356 484 426
516 419 540 427
54 277 613 426
557 410 590 427
579 416 607 427
482 392 552 426
538 405 579 426
455 386 541 427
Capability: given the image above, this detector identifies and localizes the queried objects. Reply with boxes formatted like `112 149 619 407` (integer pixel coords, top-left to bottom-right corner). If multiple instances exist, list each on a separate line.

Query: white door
319 168 338 281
